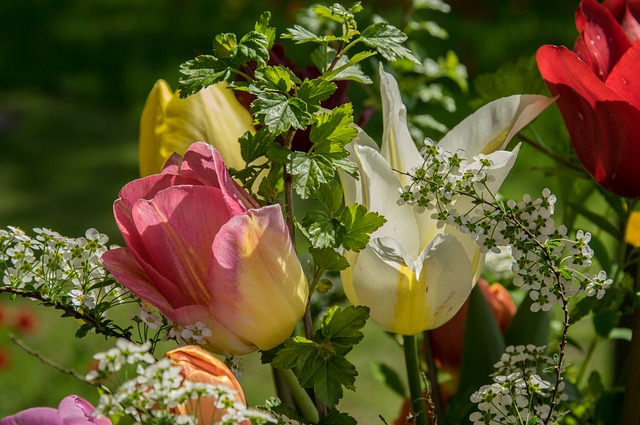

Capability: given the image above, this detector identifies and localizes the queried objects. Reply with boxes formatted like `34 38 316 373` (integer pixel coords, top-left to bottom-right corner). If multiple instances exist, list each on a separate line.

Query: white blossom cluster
398 141 612 312
469 345 567 425
0 226 125 309
88 339 275 425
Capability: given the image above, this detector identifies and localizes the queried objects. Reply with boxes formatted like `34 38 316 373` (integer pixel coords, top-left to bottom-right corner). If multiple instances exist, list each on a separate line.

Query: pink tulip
0 395 111 425
102 142 309 355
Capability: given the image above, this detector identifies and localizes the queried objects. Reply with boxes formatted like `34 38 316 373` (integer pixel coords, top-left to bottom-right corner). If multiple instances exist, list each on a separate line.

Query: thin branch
517 133 585 173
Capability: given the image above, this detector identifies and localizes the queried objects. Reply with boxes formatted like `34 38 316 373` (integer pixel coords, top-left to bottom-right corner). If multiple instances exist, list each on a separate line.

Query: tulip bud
139 80 253 177
166 346 247 424
102 142 309 354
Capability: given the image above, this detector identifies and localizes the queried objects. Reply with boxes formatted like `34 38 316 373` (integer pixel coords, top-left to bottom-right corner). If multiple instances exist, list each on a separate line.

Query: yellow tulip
626 211 640 247
139 80 254 176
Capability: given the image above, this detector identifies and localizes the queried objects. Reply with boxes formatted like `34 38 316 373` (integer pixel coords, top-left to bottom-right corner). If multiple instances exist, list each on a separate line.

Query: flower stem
422 331 443 421
621 261 640 424
403 334 429 425
281 368 320 424
517 133 585 173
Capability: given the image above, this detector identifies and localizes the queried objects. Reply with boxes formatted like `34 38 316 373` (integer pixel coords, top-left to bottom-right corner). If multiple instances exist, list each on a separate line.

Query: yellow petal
626 211 640 247
139 80 173 177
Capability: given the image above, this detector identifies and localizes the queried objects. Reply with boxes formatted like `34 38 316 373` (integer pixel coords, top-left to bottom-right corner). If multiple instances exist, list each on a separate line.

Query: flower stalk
404 334 429 425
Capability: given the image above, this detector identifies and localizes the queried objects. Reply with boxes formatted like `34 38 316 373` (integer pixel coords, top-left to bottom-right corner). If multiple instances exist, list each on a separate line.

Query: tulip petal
343 143 421 256
438 95 554 158
378 67 423 186
606 40 640 109
139 80 173 177
164 83 252 171
58 396 111 425
340 129 380 207
574 0 631 79
0 407 62 425
350 234 473 335
537 44 640 197
101 247 191 312
179 142 258 215
208 205 308 352
131 185 231 306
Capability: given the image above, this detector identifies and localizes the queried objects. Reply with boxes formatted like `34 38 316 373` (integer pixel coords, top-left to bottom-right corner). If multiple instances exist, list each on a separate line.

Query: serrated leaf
311 104 358 155
340 204 386 252
251 93 312 134
213 33 237 58
360 22 419 64
318 411 357 425
255 65 300 92
309 355 358 406
234 31 270 66
288 152 335 198
282 25 342 44
239 128 275 164
255 11 275 50
310 248 350 272
178 55 231 97
325 50 377 82
312 178 344 212
271 336 316 370
257 164 284 202
300 210 344 249
321 305 369 346
313 4 346 23
298 78 338 108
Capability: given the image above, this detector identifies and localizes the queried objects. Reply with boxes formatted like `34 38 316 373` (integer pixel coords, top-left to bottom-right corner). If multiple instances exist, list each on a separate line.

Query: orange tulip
165 345 246 424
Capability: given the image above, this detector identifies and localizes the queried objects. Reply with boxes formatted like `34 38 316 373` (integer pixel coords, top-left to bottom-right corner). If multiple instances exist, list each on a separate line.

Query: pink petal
603 0 640 41
58 396 111 425
179 142 258 215
0 408 62 425
574 0 631 79
101 247 188 311
131 185 230 305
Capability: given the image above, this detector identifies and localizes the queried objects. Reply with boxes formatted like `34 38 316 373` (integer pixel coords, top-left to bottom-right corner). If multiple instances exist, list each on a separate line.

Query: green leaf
318 411 357 425
282 25 341 44
271 336 317 370
568 202 621 239
298 78 338 108
311 104 358 155
239 128 275 164
325 51 377 82
312 178 344 213
255 65 301 92
251 93 313 134
340 204 386 252
372 362 406 398
258 164 284 202
320 305 369 347
178 55 231 97
446 285 505 424
300 210 344 249
255 11 275 50
309 355 358 406
360 22 419 64
505 292 551 346
213 33 237 58
234 31 270 66
310 248 350 272
288 152 335 199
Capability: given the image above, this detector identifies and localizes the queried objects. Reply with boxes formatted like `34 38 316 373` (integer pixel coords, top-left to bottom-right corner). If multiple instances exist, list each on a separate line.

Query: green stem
422 331 443 420
403 334 429 425
281 368 320 424
517 133 585 173
621 261 640 424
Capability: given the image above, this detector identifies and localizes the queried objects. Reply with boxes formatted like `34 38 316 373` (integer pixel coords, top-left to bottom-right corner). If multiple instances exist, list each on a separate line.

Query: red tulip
429 279 516 374
537 0 640 198
101 142 308 355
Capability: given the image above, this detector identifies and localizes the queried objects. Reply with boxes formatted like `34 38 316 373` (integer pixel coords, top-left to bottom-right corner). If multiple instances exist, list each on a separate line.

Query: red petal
537 45 640 198
606 40 640 109
574 0 631 79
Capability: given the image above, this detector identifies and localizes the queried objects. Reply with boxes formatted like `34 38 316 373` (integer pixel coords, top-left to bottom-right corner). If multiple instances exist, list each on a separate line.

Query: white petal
379 67 423 185
341 144 421 256
439 94 554 158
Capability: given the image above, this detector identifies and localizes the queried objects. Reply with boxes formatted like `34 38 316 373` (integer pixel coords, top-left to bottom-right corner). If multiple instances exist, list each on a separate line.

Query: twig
8 333 100 388
422 331 444 422
517 133 585 173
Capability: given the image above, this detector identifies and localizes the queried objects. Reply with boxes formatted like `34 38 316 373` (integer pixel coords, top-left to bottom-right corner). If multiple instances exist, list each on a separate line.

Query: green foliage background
0 0 592 422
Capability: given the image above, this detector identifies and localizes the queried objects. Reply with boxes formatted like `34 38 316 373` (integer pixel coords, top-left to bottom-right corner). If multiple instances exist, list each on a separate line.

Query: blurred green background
0 0 590 422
